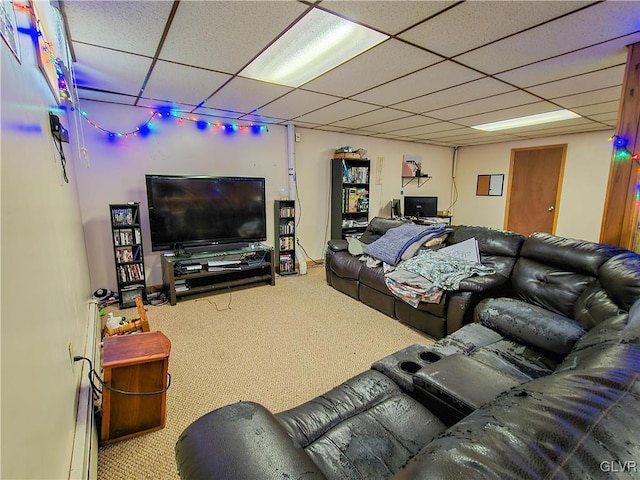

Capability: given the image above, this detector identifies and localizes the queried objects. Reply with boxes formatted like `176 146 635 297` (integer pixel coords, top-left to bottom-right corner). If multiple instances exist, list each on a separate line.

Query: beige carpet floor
97 264 434 479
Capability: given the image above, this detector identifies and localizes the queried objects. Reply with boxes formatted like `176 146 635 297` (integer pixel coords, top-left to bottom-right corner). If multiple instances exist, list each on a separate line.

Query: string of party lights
79 109 269 140
609 135 639 162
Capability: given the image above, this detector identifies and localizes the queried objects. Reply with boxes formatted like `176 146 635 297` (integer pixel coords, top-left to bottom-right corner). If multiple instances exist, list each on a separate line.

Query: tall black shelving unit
274 200 296 275
330 155 370 239
109 203 147 308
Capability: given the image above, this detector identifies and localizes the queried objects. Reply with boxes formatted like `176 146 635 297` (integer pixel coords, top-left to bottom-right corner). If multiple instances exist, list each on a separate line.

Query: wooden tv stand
161 245 275 305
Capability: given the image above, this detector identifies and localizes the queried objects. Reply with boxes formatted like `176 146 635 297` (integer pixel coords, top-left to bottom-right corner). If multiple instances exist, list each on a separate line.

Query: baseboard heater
69 300 101 480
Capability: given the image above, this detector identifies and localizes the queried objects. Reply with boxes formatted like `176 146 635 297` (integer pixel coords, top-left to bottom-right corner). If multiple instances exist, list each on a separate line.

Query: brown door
505 145 566 236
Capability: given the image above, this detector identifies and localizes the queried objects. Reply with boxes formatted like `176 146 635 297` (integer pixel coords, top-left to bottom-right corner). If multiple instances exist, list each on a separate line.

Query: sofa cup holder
399 361 422 373
420 351 443 363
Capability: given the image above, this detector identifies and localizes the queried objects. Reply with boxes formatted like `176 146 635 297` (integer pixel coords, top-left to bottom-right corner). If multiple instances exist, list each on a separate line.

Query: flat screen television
145 174 267 252
403 196 437 218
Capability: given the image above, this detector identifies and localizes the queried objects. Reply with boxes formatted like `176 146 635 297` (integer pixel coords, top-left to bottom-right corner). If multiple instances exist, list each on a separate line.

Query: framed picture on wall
0 0 20 63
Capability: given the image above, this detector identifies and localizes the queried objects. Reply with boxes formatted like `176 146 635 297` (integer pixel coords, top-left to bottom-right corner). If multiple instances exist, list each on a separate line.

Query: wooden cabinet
100 331 171 444
109 203 146 308
330 156 370 239
274 200 296 275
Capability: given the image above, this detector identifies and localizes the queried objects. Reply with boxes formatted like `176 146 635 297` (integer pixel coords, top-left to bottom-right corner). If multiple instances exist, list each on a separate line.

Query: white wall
74 105 456 290
453 131 614 242
1 4 92 478
75 98 618 290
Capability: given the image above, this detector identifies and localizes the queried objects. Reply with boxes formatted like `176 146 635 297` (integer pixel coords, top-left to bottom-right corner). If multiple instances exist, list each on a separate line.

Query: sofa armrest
175 401 327 480
457 273 509 293
474 298 585 357
327 239 348 252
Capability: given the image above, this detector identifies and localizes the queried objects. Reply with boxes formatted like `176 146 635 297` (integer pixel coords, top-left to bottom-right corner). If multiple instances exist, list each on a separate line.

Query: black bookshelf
109 203 147 308
274 200 296 275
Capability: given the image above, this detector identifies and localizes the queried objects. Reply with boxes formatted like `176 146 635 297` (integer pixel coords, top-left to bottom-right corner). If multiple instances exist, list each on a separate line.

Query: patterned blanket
397 248 495 291
363 223 447 266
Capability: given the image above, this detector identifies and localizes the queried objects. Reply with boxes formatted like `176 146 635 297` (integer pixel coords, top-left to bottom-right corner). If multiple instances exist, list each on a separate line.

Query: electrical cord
74 356 171 396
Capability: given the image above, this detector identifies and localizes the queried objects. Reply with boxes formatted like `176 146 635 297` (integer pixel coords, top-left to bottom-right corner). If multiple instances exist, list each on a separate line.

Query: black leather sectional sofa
325 218 526 338
174 223 640 479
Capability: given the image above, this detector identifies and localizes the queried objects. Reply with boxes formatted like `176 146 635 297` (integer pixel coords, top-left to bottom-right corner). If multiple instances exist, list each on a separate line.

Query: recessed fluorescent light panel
240 9 388 87
471 110 581 132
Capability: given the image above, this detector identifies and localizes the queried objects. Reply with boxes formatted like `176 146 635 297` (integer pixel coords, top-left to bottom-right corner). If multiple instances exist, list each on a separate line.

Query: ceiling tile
571 101 620 118
62 0 172 56
428 90 542 121
72 43 151 96
330 108 412 129
142 61 232 106
159 1 308 73
77 90 137 105
526 65 626 99
551 86 622 109
352 61 483 106
294 99 378 124
204 77 293 114
399 1 590 58
319 1 457 35
393 77 515 114
495 35 635 87
302 39 441 97
361 114 438 134
454 101 562 127
255 90 342 120
456 2 640 74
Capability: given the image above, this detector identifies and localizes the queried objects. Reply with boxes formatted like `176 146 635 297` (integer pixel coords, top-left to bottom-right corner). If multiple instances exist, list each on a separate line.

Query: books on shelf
111 207 137 226
342 187 369 213
117 263 145 283
341 161 369 184
279 206 295 217
279 253 295 273
280 220 295 235
279 236 295 251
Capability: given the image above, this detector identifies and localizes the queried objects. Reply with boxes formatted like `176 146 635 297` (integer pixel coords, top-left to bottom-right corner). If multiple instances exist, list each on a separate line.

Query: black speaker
391 199 401 218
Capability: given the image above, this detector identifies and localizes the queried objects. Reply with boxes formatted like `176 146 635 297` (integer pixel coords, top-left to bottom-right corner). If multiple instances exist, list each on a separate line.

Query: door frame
503 144 567 235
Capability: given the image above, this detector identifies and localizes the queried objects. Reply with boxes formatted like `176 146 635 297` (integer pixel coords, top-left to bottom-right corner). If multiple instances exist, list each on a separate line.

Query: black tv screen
404 196 437 218
145 175 267 251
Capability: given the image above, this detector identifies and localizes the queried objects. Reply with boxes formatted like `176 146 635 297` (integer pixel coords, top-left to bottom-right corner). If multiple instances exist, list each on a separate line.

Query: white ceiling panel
319 1 457 35
495 35 635 88
399 1 589 58
330 108 412 129
427 90 543 121
143 61 232 106
302 39 441 97
362 114 439 134
352 61 484 106
294 99 378 124
526 65 626 100
456 1 640 74
552 86 622 109
571 101 620 118
454 101 564 127
255 90 342 120
159 1 308 73
204 77 293 115
77 91 137 105
61 0 634 147
393 77 515 114
62 0 172 56
72 44 151 96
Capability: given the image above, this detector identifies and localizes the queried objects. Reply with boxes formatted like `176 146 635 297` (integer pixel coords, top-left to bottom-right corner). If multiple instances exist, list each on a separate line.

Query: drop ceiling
60 0 640 147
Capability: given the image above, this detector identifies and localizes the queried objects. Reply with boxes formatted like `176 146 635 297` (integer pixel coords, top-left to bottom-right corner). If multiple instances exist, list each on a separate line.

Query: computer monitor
404 196 437 218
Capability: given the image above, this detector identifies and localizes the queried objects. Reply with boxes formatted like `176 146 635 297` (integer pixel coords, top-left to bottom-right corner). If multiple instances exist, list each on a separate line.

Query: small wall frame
476 174 504 196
